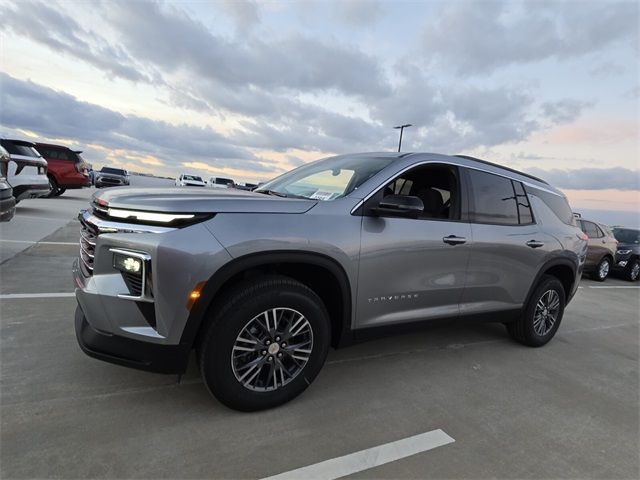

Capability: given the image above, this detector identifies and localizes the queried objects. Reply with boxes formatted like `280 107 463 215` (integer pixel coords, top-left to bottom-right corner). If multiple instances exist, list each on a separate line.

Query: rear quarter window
532 188 576 226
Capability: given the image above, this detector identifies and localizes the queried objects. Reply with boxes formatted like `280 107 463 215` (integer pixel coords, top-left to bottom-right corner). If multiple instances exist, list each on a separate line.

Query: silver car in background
0 139 49 202
73 152 587 411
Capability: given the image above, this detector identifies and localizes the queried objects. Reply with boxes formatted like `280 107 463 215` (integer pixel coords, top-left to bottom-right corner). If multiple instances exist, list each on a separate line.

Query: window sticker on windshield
309 190 335 201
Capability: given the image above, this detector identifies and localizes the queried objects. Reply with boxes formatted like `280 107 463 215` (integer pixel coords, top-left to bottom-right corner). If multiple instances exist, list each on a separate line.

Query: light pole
393 124 412 152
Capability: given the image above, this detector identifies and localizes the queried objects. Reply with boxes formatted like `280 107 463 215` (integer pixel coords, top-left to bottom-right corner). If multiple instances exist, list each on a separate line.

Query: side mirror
372 194 424 219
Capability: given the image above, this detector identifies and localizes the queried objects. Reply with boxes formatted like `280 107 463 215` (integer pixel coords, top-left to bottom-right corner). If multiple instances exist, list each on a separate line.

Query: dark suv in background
35 143 91 197
73 152 587 411
612 227 640 281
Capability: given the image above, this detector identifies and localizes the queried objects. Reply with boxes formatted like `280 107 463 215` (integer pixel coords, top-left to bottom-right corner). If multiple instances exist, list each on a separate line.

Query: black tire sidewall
627 260 640 282
200 279 331 411
47 175 58 197
523 276 566 347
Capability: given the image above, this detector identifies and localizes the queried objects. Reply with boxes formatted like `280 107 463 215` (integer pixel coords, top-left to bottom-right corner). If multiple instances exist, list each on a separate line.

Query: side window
371 164 461 220
467 169 519 225
532 188 576 226
581 221 600 238
513 181 534 225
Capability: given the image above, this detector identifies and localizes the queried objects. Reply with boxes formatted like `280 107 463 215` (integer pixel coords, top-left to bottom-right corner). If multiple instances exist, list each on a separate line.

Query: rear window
1 140 40 158
39 148 78 162
534 189 576 226
101 167 127 175
467 169 533 225
215 178 234 185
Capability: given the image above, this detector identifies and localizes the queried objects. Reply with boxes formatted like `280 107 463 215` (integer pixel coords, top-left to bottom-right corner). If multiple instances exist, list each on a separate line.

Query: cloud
423 1 639 74
0 1 150 83
527 167 640 191
0 73 259 170
219 0 261 32
334 1 383 26
541 99 591 124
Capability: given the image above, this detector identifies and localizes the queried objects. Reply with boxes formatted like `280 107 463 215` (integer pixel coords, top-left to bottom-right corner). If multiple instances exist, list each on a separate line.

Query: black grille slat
123 272 143 296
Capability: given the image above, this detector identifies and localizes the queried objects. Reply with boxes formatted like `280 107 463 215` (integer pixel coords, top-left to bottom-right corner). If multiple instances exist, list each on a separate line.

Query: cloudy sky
1 0 638 214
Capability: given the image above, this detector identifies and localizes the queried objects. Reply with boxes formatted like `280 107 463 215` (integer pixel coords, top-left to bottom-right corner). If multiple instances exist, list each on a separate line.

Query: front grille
79 220 97 276
100 177 122 185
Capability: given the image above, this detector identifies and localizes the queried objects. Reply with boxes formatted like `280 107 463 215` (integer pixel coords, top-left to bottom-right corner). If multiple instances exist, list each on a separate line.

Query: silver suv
73 153 587 411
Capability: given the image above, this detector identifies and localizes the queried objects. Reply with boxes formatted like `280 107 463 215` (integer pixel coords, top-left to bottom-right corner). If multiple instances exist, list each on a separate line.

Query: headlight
617 250 632 255
108 208 194 223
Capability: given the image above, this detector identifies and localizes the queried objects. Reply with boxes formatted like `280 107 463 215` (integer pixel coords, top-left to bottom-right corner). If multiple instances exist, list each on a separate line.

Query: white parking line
579 286 640 289
261 429 455 480
0 239 77 245
0 293 75 299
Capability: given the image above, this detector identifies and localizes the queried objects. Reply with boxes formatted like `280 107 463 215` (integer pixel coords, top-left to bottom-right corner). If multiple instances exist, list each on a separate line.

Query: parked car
0 139 49 202
95 167 129 188
0 145 16 221
612 227 640 281
208 177 235 189
236 182 258 191
578 218 617 281
73 152 586 411
35 143 91 197
176 174 206 187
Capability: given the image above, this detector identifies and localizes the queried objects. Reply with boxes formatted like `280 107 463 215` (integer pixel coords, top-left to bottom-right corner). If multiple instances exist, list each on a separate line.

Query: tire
54 187 66 197
625 259 640 282
46 175 58 197
198 275 331 411
506 275 566 347
593 257 611 282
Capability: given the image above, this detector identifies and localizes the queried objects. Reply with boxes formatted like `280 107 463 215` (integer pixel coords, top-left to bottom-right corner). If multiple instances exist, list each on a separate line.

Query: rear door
355 163 472 328
460 168 554 316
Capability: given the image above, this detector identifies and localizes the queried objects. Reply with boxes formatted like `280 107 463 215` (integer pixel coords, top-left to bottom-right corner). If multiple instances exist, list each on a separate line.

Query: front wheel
198 276 331 411
625 259 640 282
506 275 566 347
593 257 611 282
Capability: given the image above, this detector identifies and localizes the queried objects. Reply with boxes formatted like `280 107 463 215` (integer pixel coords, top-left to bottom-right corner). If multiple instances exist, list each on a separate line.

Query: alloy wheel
598 260 610 280
231 307 313 392
533 289 561 336
631 262 640 281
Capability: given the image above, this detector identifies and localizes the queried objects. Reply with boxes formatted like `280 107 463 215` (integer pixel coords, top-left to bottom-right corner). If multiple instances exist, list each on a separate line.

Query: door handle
443 235 467 245
526 240 545 248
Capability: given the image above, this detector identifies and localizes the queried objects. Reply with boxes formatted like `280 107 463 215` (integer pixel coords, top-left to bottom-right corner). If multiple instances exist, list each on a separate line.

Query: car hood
617 242 640 252
93 187 318 214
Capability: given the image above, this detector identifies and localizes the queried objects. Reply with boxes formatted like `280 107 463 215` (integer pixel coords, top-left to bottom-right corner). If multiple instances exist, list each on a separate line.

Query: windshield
256 155 396 200
613 228 640 244
101 167 126 175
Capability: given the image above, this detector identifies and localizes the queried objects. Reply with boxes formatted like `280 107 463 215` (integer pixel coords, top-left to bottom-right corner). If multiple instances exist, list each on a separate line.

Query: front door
355 164 471 328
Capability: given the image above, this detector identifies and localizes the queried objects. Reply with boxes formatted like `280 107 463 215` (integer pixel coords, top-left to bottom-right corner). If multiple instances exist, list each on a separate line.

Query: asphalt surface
1 182 639 479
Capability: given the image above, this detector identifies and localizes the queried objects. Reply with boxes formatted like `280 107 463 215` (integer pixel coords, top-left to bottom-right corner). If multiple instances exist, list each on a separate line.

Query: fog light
114 254 142 273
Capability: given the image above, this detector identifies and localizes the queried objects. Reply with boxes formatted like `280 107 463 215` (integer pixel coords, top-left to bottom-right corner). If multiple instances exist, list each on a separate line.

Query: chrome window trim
349 159 563 215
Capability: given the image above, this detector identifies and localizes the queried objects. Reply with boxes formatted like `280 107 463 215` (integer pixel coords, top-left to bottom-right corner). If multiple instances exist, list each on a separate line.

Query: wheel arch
180 251 354 352
524 258 577 309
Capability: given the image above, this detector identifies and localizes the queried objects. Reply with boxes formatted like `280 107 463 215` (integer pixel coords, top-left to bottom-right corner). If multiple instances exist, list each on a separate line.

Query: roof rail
454 155 549 185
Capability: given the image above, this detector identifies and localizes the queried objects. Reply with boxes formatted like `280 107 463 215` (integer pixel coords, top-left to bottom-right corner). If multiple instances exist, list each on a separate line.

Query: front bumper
75 304 188 374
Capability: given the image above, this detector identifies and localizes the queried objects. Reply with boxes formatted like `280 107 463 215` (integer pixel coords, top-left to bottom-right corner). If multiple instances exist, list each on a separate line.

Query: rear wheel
625 259 640 282
54 187 66 197
46 175 58 197
593 257 611 282
198 276 331 411
506 275 566 347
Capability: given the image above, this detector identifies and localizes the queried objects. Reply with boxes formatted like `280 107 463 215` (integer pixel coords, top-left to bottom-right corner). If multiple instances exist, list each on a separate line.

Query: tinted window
468 170 519 225
581 221 601 238
534 189 576 226
375 164 460 220
215 178 234 185
0 140 40 158
101 167 126 175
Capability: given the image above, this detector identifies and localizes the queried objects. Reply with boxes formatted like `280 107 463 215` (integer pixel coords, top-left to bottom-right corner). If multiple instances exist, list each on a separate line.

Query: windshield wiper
255 189 309 200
